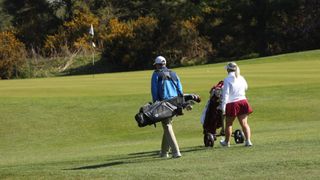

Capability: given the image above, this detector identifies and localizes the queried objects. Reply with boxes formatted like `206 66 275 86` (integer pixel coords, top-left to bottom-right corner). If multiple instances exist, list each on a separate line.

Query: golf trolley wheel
234 129 245 144
204 133 214 147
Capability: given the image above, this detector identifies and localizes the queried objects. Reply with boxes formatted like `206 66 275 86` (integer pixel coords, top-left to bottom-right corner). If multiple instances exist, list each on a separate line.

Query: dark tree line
0 0 319 77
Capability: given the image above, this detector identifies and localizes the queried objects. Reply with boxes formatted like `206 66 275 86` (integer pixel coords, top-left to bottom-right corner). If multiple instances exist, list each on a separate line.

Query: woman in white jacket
220 62 253 147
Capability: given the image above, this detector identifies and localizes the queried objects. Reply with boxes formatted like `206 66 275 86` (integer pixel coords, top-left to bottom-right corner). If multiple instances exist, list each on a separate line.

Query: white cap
153 56 166 65
225 62 237 71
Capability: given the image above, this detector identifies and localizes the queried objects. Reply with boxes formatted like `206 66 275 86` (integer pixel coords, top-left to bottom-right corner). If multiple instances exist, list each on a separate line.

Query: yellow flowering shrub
44 11 99 55
106 18 134 40
132 16 158 31
178 16 214 65
181 16 202 32
104 16 158 42
0 31 27 79
74 35 92 51
103 16 158 69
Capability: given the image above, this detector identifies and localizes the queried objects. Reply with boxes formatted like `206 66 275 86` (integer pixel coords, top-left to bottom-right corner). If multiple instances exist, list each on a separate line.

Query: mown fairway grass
0 50 319 179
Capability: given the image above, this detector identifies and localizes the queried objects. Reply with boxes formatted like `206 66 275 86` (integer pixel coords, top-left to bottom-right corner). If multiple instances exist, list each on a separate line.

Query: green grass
1 50 320 179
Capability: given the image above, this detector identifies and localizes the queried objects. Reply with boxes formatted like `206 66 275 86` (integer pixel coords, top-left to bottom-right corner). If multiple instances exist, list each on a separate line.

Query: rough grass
0 50 320 179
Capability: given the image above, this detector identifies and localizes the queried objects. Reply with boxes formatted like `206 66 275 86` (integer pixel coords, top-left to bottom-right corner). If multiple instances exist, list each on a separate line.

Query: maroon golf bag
202 81 224 147
201 81 245 147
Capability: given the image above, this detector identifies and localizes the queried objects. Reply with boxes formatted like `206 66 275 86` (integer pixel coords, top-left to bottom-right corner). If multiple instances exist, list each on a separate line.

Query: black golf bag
201 81 245 147
135 94 201 127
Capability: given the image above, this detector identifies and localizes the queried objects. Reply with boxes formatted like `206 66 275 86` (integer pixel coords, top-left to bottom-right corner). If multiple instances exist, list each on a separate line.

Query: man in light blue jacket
151 56 183 158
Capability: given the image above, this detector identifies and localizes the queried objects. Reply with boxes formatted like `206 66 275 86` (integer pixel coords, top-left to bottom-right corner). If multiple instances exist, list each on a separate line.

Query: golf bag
201 81 245 147
201 81 224 146
135 94 201 127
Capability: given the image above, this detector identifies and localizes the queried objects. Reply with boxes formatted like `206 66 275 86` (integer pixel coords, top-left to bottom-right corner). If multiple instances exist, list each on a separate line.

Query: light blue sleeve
176 74 183 95
151 72 159 102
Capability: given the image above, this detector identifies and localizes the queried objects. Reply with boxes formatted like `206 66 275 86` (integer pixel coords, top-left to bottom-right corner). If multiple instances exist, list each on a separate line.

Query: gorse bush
44 10 99 56
179 16 214 65
106 18 134 40
102 15 213 70
103 16 158 71
0 31 27 79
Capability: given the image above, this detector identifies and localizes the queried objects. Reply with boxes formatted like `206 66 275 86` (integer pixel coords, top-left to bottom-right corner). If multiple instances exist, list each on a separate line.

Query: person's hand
217 105 225 115
186 105 193 111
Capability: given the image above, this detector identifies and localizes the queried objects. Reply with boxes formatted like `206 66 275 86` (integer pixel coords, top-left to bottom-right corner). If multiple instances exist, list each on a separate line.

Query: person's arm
176 74 183 95
151 72 159 102
221 78 230 114
243 76 248 91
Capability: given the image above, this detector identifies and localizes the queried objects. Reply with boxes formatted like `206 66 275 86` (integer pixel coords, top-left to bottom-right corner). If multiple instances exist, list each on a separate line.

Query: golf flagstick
92 47 95 78
89 24 96 77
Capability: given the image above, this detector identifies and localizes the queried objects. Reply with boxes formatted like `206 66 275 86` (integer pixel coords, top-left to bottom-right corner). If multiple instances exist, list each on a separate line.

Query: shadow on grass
66 145 206 170
127 145 205 156
67 161 125 170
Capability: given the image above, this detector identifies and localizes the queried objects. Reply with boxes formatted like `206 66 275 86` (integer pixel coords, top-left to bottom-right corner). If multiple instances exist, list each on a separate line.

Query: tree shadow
65 145 206 171
63 57 141 76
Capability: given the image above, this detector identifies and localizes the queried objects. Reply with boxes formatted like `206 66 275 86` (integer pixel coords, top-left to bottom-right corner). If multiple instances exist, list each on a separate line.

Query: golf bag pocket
135 101 177 127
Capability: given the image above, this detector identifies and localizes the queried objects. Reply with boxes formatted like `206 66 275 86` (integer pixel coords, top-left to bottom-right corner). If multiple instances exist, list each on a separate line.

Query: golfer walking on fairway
220 62 253 147
151 56 182 158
